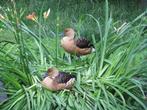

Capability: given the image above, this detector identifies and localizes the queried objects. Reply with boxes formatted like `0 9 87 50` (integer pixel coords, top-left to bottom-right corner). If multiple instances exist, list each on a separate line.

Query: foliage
0 0 147 110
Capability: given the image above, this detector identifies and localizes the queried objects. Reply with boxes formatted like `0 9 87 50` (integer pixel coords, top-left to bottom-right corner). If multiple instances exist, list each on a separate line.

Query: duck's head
47 67 59 77
64 28 75 38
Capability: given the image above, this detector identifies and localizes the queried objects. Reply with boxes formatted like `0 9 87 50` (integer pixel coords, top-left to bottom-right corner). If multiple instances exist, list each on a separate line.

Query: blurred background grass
0 0 146 42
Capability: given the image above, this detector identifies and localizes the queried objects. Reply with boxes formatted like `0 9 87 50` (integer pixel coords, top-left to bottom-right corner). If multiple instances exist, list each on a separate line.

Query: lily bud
43 8 50 19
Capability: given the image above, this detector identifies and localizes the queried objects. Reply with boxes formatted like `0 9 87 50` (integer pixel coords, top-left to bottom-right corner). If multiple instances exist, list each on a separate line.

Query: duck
61 28 94 56
41 67 76 91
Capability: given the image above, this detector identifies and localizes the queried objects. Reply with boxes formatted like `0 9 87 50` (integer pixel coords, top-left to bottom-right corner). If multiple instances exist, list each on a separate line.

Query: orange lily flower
26 12 37 21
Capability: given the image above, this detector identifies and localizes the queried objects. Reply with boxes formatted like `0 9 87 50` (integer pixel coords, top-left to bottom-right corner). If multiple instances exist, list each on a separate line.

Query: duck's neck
69 35 74 39
62 36 74 41
52 72 59 77
49 72 58 79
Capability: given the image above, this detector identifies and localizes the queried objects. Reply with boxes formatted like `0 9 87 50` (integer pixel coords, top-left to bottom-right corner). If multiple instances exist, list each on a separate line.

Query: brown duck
41 67 76 91
61 28 94 56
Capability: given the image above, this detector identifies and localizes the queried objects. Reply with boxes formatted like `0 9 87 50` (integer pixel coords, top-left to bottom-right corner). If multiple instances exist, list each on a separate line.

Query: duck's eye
65 29 69 32
48 68 53 72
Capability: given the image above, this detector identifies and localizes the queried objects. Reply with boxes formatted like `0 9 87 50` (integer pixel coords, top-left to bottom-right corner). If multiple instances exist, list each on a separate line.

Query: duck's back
55 72 76 83
76 38 93 48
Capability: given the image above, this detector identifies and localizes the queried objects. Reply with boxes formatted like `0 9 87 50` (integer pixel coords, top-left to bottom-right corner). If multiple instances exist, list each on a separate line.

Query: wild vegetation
0 0 147 110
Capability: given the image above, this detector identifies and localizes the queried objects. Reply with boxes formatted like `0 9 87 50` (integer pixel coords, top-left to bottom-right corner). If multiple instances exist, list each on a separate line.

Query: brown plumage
61 28 94 56
76 37 94 48
41 67 76 91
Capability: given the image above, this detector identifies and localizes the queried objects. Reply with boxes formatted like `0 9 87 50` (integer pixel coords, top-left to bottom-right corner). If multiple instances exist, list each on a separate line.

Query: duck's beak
59 32 64 37
42 72 48 79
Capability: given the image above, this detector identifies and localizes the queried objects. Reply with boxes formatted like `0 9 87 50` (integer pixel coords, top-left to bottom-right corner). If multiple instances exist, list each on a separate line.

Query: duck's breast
61 37 76 53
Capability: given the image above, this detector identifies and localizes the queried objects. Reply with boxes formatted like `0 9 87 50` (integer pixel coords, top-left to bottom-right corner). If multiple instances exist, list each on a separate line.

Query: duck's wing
75 38 93 48
54 72 76 83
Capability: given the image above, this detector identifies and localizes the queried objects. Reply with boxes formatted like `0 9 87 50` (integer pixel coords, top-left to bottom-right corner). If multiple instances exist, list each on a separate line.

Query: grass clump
0 0 147 110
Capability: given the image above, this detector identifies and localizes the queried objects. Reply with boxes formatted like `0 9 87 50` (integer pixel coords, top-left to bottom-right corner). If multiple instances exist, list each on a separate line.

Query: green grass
0 0 147 110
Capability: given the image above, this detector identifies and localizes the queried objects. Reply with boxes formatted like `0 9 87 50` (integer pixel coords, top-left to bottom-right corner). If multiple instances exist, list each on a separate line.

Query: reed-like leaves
0 0 147 110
